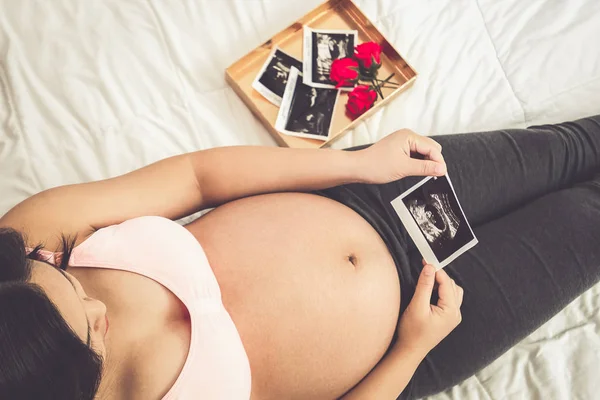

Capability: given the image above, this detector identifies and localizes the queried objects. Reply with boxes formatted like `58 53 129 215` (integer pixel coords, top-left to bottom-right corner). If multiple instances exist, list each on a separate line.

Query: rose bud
346 85 377 120
330 57 359 88
354 42 382 73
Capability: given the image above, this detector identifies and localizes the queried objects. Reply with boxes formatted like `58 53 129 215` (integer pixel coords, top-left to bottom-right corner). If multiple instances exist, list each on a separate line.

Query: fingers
425 145 445 165
448 276 464 306
422 259 441 289
434 269 464 310
405 158 446 177
390 129 446 178
410 134 445 164
411 264 436 309
434 269 457 309
407 134 446 176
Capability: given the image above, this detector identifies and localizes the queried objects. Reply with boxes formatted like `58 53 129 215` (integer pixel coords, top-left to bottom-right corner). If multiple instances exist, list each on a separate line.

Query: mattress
1 0 599 398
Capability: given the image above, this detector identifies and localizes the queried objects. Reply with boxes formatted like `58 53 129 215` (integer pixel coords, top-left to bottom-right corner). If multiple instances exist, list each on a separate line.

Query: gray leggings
315 115 600 398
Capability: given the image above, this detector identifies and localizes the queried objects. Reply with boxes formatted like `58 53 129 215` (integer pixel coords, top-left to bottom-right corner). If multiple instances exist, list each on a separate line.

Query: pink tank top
41 216 252 399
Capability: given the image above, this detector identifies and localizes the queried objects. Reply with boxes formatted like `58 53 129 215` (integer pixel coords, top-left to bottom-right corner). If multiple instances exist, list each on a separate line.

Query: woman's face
29 261 108 357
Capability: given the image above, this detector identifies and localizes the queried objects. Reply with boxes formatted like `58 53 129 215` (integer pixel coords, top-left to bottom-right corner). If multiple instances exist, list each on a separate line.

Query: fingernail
435 165 446 175
423 265 434 276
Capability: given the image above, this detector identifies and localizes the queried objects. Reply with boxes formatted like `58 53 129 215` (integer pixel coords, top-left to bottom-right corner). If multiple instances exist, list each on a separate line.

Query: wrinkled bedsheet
1 1 599 398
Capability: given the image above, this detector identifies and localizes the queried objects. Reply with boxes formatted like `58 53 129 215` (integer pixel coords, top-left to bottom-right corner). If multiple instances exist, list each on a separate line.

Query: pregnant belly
186 192 400 399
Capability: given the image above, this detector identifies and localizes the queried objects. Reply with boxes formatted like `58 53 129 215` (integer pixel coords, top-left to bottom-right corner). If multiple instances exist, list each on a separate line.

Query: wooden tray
225 0 417 148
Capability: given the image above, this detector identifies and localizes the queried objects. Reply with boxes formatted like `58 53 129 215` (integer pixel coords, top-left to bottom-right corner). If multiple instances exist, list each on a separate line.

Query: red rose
346 85 377 120
354 42 382 70
330 57 359 88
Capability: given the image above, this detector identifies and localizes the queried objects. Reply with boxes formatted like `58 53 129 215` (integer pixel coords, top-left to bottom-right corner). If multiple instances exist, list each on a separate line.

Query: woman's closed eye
57 269 92 346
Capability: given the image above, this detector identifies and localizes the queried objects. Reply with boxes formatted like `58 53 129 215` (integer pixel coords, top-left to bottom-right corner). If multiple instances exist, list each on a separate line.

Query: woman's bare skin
188 192 400 398
1 130 462 399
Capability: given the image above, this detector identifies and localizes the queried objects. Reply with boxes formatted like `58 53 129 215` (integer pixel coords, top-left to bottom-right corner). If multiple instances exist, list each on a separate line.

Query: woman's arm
191 129 445 208
191 146 360 208
340 346 424 399
0 130 444 247
341 265 463 399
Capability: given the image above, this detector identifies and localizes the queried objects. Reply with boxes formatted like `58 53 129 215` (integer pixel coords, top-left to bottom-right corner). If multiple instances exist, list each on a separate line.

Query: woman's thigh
403 176 600 399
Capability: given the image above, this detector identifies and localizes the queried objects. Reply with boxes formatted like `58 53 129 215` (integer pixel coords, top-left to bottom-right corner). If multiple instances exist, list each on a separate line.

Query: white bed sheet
1 0 599 398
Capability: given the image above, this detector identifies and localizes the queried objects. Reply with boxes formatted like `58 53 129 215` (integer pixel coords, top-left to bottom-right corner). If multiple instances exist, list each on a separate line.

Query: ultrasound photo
391 175 478 269
275 67 339 140
303 27 357 89
252 47 303 106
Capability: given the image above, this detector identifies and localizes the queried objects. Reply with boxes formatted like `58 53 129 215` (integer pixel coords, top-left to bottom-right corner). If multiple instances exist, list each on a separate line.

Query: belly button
347 254 358 267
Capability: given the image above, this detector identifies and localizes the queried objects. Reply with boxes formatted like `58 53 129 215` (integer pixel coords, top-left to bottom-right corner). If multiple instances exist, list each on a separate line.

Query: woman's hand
395 263 464 359
356 129 447 184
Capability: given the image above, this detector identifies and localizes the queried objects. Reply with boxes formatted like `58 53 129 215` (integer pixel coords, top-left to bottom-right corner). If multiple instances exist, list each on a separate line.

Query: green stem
358 72 400 87
371 79 384 100
376 73 398 86
358 80 400 87
374 79 401 86
358 73 374 81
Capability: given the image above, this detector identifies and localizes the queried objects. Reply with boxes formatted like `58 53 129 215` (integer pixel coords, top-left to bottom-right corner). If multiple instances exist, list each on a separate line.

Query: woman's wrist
340 340 427 399
341 148 371 184
389 342 428 368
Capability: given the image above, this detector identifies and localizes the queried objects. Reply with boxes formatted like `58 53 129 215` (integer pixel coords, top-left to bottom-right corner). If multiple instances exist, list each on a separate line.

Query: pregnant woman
2 116 600 400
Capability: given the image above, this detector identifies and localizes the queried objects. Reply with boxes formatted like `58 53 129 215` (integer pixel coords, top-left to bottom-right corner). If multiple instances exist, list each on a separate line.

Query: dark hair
0 228 103 400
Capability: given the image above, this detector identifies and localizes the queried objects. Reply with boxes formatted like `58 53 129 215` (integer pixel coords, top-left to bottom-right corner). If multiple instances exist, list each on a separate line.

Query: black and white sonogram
303 27 357 89
252 47 303 106
391 175 478 269
275 67 339 140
